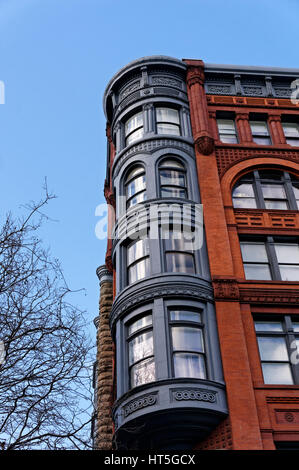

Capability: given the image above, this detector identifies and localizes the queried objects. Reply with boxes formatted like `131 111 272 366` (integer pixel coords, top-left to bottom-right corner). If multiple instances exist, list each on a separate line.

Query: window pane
160 170 185 187
128 258 150 284
170 310 201 323
254 321 283 332
125 112 143 136
157 123 180 135
126 174 146 198
233 197 257 208
274 243 299 264
217 119 235 132
262 363 293 385
131 357 155 388
282 123 299 138
243 263 272 280
127 239 149 265
286 138 299 146
126 166 144 182
250 121 269 135
174 353 206 379
252 137 271 145
127 191 147 208
156 108 179 124
264 200 288 210
125 128 144 145
233 183 255 198
257 336 289 361
261 184 286 199
166 252 195 273
164 230 193 252
279 265 299 281
219 135 238 143
258 170 282 181
159 159 184 169
240 242 268 262
161 187 187 198
292 322 299 333
128 315 152 336
129 331 153 365
171 326 204 352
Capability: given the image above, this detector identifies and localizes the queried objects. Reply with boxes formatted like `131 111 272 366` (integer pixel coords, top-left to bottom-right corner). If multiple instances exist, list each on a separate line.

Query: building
94 55 299 451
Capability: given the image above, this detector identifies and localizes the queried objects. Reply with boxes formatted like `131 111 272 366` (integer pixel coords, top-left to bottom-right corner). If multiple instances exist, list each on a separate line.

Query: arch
221 157 299 207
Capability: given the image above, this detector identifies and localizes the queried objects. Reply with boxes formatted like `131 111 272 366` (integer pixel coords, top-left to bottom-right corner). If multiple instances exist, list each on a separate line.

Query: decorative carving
212 279 240 300
195 135 214 155
152 76 181 88
123 394 157 417
274 88 291 98
239 286 299 305
120 81 140 101
285 412 295 422
186 65 205 88
173 389 217 403
207 85 232 95
242 86 264 96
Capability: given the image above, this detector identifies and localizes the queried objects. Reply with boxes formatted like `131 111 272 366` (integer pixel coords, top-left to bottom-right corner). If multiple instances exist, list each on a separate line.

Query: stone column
236 112 252 144
94 265 114 450
268 114 286 145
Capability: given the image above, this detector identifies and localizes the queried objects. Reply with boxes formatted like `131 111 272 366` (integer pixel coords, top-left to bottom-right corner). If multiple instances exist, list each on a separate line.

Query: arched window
125 165 146 209
159 158 187 199
125 111 144 146
232 169 299 210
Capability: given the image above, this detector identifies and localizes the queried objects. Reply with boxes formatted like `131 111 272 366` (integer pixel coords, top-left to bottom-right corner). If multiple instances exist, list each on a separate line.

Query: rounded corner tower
97 55 228 451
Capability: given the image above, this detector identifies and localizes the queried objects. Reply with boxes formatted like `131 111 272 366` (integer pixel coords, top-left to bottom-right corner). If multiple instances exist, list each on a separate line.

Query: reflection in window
128 314 155 388
169 309 206 379
217 119 238 143
240 238 299 281
254 318 299 384
159 158 187 199
125 165 146 209
232 170 299 210
250 120 271 145
125 112 144 146
282 122 299 146
162 228 196 274
127 238 150 285
156 108 181 136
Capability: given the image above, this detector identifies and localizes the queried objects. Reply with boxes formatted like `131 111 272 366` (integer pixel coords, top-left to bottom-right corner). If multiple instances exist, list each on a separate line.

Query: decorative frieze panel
172 388 217 403
123 393 158 417
234 210 299 231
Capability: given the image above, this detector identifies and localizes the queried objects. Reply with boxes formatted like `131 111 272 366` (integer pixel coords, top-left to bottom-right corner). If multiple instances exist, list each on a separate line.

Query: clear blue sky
0 0 298 334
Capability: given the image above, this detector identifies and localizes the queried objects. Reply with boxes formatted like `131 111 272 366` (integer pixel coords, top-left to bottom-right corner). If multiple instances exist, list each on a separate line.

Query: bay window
125 111 144 146
159 158 187 199
162 228 196 274
169 309 206 379
156 107 181 136
128 314 155 388
127 238 150 285
125 165 146 209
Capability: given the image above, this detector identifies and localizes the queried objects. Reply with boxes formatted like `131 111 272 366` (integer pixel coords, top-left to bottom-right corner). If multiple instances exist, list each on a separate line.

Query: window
250 120 271 145
282 122 299 146
128 313 155 388
156 108 181 136
169 309 206 379
240 237 299 281
254 316 299 384
125 165 146 209
125 111 144 146
162 228 196 274
127 238 150 285
217 119 238 143
232 170 299 210
159 158 187 199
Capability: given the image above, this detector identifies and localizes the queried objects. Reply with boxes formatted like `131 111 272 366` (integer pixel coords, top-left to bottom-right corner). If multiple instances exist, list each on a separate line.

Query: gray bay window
125 165 146 209
159 158 187 199
127 238 150 285
128 313 155 388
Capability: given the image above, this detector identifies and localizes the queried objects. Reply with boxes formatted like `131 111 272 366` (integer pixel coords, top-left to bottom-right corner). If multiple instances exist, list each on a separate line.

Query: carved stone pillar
185 61 214 155
268 114 286 145
94 266 114 450
236 112 252 144
208 110 219 142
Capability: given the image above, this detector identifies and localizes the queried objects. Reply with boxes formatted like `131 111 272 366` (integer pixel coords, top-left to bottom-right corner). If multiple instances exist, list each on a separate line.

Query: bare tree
0 188 93 450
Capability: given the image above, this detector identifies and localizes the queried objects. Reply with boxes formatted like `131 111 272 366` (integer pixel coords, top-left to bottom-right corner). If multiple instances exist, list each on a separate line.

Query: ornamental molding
173 388 217 403
239 286 299 305
112 138 195 179
110 280 214 328
123 393 157 418
195 135 215 156
267 397 299 404
96 265 113 283
151 76 182 89
212 278 240 301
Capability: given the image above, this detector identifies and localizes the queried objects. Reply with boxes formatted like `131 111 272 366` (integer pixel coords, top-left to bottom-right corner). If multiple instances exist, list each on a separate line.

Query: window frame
240 236 299 282
126 237 151 286
249 119 272 145
254 315 299 385
216 118 238 144
232 169 299 211
155 107 181 136
158 157 188 199
282 122 299 147
126 312 156 389
124 111 144 146
161 226 197 275
124 164 147 210
168 308 206 379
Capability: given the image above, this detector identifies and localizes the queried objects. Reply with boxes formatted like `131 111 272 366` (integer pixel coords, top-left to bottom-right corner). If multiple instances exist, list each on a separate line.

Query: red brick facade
184 59 299 449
